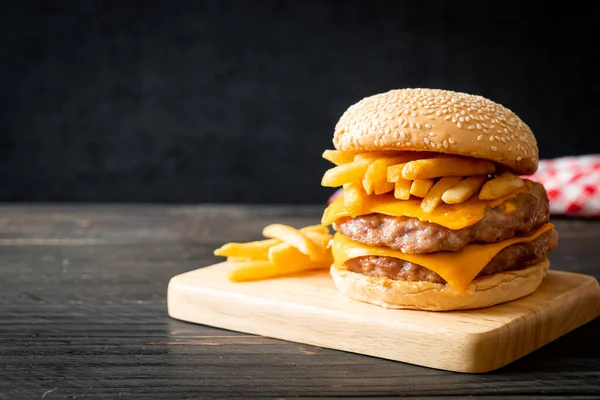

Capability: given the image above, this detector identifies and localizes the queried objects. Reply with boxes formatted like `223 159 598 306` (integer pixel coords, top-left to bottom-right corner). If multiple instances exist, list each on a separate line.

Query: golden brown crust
333 88 538 175
330 259 549 311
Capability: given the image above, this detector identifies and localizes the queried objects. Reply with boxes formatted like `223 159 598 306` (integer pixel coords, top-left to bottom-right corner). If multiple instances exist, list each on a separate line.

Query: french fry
387 163 407 183
227 256 249 262
410 179 435 198
321 158 372 187
322 150 354 166
262 224 327 261
421 176 462 213
386 153 440 182
227 261 279 282
374 181 395 195
299 224 330 235
394 179 412 200
361 179 374 195
304 231 332 249
479 172 525 200
344 181 364 217
214 239 279 259
215 226 326 260
227 259 322 282
218 223 333 282
268 242 332 269
442 176 487 204
269 242 309 265
402 156 496 180
363 157 409 195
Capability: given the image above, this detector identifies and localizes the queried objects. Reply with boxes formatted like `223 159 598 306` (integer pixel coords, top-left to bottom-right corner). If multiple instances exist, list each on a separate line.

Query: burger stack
320 88 558 310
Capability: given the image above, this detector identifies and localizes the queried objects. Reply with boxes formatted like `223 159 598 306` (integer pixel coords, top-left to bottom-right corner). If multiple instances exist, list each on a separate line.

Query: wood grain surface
1 204 599 398
168 265 600 373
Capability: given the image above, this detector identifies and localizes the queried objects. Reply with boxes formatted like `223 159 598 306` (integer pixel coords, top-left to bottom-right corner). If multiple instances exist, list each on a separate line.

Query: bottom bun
330 259 550 311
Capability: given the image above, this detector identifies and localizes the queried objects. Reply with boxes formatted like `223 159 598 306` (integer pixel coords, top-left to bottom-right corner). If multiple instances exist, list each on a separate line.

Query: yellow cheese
504 202 517 214
331 223 554 291
322 189 524 230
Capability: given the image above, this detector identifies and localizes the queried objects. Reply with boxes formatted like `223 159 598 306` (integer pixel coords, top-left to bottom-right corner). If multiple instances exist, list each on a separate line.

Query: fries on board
321 150 528 214
214 224 333 282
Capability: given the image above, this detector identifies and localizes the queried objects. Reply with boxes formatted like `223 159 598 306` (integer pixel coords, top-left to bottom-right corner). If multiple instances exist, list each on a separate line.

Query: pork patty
335 181 549 254
342 228 558 284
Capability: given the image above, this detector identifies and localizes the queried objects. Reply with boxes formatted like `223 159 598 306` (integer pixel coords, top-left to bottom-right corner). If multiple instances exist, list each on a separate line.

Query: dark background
1 0 598 204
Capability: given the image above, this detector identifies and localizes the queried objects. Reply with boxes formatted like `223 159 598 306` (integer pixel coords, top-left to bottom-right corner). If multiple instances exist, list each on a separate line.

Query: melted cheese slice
331 223 554 291
322 188 524 230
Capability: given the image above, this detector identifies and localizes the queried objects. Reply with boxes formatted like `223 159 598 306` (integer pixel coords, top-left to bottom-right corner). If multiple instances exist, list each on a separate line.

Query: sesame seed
411 111 417 117
424 123 431 129
508 146 513 151
467 125 475 130
451 117 457 123
400 131 407 138
489 136 494 142
449 138 455 144
409 121 415 128
436 110 442 116
457 122 463 128
465 116 471 122
477 135 483 141
444 115 451 120
384 127 390 134
516 156 522 161
459 116 465 122
476 123 482 129
490 146 498 151
423 137 430 144
497 129 503 134
443 140 449 148
501 137 507 143
429 132 435 137
416 122 422 129
431 142 437 148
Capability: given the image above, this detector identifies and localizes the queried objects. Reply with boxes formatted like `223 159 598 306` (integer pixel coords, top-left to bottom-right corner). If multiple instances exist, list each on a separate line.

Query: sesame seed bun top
333 88 539 175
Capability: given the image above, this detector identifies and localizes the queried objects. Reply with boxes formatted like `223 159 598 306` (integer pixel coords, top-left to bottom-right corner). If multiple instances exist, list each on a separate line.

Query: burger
320 88 558 311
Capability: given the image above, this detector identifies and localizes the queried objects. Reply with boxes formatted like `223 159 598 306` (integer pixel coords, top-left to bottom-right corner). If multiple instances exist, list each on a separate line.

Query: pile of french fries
322 150 525 214
214 224 333 282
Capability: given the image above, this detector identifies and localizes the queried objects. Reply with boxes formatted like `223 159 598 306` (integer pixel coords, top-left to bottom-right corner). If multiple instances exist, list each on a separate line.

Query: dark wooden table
1 205 599 399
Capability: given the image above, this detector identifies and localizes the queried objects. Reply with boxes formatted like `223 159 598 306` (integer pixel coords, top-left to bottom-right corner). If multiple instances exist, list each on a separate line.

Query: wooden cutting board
167 263 600 373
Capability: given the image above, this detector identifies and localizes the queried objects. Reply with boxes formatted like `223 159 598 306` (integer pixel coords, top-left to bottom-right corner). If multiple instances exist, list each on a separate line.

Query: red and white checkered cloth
524 154 600 217
328 154 600 217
